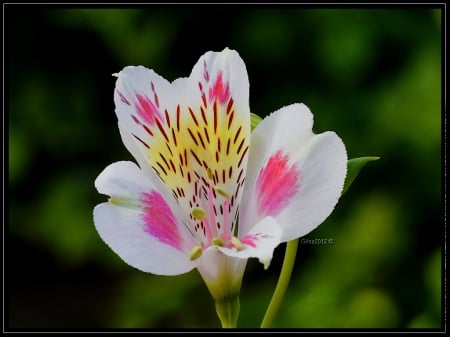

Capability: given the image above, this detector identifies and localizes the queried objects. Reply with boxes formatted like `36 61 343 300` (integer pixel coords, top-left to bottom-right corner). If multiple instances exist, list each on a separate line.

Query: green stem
260 239 299 328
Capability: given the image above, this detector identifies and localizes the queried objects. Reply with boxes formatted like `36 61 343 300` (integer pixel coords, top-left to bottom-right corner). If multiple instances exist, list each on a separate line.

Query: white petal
94 203 194 275
218 216 282 269
240 104 347 242
94 161 196 275
95 160 150 198
172 77 188 92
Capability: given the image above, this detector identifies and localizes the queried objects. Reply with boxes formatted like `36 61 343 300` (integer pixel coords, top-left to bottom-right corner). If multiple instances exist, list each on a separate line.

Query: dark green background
7 5 442 329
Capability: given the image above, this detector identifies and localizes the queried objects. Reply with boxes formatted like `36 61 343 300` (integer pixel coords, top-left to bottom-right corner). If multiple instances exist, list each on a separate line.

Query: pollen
191 207 206 220
212 237 225 247
189 245 203 261
231 236 244 251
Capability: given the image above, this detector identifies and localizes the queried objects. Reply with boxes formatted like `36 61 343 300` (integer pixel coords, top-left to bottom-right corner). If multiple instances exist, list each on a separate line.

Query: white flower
93 48 347 303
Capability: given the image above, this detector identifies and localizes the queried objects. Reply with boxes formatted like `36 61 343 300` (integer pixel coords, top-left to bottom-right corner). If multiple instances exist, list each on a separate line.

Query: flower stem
260 239 299 328
215 295 240 328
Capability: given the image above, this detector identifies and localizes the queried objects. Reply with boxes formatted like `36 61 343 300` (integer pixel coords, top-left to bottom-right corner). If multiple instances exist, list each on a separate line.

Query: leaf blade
342 156 380 195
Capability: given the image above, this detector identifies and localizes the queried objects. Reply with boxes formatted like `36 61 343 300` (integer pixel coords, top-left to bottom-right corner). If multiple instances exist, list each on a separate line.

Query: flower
93 48 347 325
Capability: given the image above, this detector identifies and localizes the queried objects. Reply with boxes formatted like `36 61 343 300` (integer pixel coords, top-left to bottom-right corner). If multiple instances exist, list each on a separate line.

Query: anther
108 197 140 209
207 167 214 180
231 236 244 251
189 246 203 261
214 186 231 199
191 207 206 220
212 237 225 247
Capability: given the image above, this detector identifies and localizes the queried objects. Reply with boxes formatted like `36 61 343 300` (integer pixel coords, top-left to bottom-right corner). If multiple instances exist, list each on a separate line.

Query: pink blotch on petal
208 72 230 105
256 151 300 217
135 94 162 125
141 191 182 250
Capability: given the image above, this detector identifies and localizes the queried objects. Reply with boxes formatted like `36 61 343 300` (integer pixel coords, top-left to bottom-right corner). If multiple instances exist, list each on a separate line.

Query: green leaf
250 113 263 131
342 157 380 195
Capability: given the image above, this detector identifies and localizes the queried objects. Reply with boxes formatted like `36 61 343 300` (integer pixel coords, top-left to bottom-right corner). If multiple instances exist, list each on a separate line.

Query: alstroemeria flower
93 48 347 314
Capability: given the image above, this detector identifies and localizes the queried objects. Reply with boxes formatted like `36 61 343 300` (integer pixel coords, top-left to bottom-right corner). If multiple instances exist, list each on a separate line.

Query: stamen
207 167 214 180
108 197 140 209
214 186 231 199
112 73 119 77
263 261 270 270
189 246 203 261
231 236 244 251
191 207 206 220
212 237 225 247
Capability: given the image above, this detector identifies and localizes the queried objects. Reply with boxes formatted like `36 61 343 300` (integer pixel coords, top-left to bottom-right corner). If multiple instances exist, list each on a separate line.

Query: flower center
187 176 244 261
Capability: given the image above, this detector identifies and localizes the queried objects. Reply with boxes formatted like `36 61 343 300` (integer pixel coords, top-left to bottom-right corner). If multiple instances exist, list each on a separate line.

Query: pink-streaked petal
175 48 251 242
240 104 347 242
217 217 282 269
94 203 195 275
94 161 197 266
112 49 251 248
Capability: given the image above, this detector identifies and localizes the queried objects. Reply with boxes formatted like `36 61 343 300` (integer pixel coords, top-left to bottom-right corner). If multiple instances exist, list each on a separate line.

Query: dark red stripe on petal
156 162 168 176
131 114 140 124
176 105 181 132
190 149 202 166
132 134 150 149
187 128 199 146
118 90 131 105
197 131 206 150
238 146 249 168
189 107 199 126
213 104 218 134
237 138 245 154
228 110 235 130
172 128 178 146
226 98 234 115
203 127 210 144
155 117 169 142
233 126 242 144
165 109 171 128
142 124 154 137
200 106 208 125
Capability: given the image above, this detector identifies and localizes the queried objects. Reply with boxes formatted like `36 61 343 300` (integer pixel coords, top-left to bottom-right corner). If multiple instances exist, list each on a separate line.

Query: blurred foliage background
6 5 442 330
